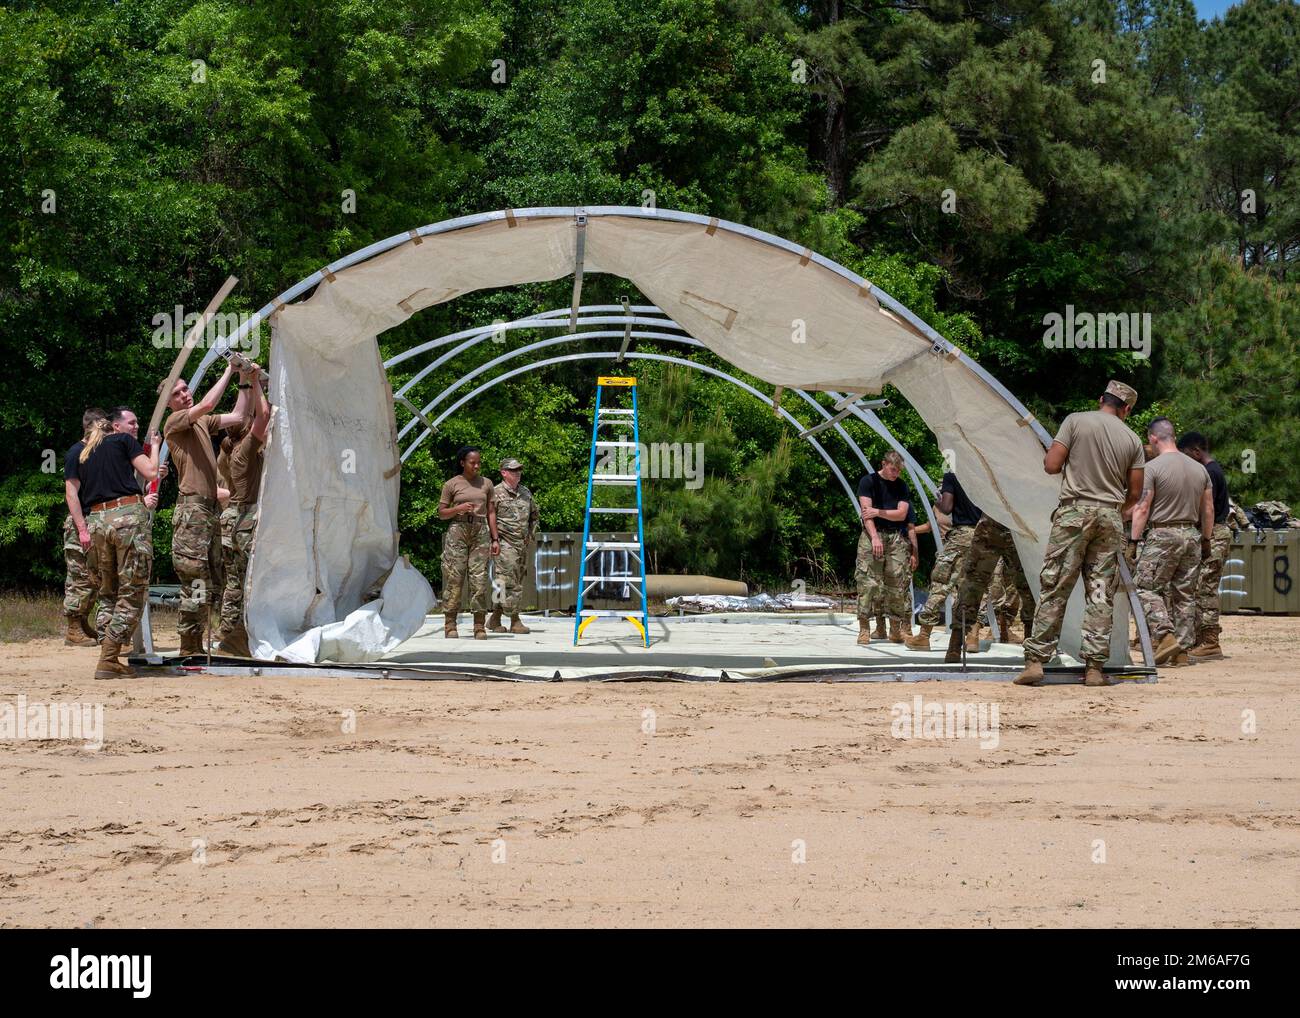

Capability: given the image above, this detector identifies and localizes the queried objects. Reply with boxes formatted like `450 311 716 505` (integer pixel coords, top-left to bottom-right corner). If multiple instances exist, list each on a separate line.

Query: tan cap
500 457 523 471
1105 379 1138 409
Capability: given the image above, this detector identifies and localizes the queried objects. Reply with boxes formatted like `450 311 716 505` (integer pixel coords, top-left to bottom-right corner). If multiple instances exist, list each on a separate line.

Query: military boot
1015 657 1045 686
1153 632 1180 665
888 618 905 644
996 612 1015 644
473 612 488 640
487 610 508 633
1084 663 1112 686
965 627 981 653
903 624 933 650
873 616 887 640
1188 626 1224 661
856 616 872 647
1168 650 1193 667
509 614 530 635
94 639 136 680
944 626 965 664
65 618 97 647
444 613 459 638
216 626 252 658
178 630 206 657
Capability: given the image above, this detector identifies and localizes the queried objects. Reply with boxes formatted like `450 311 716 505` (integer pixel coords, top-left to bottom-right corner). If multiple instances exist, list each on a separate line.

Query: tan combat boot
509 614 530 635
944 626 965 664
856 616 872 647
1084 664 1112 686
1168 650 1193 667
216 627 252 658
873 616 886 640
487 610 508 633
965 627 981 653
473 612 488 640
94 639 135 680
178 630 206 657
1153 632 1180 665
65 618 97 647
1188 626 1224 661
888 618 904 644
444 613 459 639
903 624 933 650
1015 657 1045 686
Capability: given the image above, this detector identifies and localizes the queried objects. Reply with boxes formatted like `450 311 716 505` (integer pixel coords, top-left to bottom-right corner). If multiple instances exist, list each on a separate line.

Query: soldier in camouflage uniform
854 451 915 645
163 361 256 654
1176 432 1231 661
978 550 1035 644
73 411 163 678
216 382 269 657
906 472 980 650
946 517 1027 661
439 446 500 639
1016 380 1146 687
62 407 109 646
488 457 540 635
1130 419 1213 666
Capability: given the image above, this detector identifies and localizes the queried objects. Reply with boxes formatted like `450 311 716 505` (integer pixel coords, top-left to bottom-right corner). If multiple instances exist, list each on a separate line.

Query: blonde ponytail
79 419 112 463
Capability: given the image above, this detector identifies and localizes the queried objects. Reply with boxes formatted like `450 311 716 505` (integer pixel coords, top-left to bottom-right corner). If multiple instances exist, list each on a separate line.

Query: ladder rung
580 609 640 617
581 575 642 583
593 477 637 485
595 441 637 448
599 409 635 415
589 507 638 513
586 541 641 550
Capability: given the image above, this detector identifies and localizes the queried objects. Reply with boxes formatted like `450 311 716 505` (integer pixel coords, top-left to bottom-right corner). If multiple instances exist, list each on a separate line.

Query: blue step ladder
573 376 650 647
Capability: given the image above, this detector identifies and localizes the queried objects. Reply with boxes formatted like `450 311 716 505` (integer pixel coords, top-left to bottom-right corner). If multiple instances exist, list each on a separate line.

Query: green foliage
0 0 1296 594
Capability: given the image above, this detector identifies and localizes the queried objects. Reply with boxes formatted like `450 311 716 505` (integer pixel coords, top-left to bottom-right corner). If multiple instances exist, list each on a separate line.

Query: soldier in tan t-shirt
1017 380 1146 687
1129 418 1214 666
437 446 500 639
161 359 258 654
216 378 271 657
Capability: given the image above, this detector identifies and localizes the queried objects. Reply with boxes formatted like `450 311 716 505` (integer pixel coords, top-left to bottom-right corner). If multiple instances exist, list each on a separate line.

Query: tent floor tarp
130 613 1157 684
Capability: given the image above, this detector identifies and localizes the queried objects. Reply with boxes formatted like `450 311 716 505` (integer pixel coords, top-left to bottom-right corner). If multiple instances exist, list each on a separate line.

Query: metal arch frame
175 205 1151 668
382 307 944 548
403 349 863 511
389 325 943 543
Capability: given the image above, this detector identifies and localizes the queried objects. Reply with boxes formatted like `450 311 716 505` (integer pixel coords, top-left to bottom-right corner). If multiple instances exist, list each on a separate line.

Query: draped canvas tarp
245 210 1128 663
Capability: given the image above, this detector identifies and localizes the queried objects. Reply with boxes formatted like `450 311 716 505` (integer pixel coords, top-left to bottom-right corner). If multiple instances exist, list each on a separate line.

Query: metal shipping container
1220 529 1300 615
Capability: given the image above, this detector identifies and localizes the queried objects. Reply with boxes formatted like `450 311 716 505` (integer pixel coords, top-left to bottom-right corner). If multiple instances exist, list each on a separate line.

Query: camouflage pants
981 548 1036 624
442 518 490 613
172 500 223 640
1194 523 1232 633
492 535 528 614
917 524 975 626
88 502 153 645
952 518 1018 630
1135 525 1202 649
855 529 910 619
63 514 108 632
218 506 257 636
1023 504 1124 667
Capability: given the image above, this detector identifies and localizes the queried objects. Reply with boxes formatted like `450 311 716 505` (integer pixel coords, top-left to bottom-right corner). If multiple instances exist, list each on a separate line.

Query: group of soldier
437 445 539 639
855 379 1232 685
61 359 267 678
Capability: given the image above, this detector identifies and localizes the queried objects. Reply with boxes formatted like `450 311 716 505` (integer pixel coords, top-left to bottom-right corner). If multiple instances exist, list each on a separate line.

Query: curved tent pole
390 326 885 494
400 349 860 514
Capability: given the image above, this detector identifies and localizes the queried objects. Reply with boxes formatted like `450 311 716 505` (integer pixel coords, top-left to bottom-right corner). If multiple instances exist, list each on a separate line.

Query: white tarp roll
242 209 1136 664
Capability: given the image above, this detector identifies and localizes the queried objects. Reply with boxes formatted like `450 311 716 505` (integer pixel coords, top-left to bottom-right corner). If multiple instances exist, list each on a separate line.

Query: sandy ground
0 615 1296 928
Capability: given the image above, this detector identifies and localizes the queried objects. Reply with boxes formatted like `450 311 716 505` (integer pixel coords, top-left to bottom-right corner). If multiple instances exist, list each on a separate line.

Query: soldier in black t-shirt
61 408 108 646
854 451 915 645
77 410 162 679
906 472 983 650
1177 432 1231 659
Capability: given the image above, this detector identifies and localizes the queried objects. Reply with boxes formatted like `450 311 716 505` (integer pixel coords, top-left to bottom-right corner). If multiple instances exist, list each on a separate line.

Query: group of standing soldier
61 360 267 678
854 379 1231 685
438 446 539 639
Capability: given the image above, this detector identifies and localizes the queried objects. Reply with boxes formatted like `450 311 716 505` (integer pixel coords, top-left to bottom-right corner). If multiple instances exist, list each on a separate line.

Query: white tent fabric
245 210 1128 664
